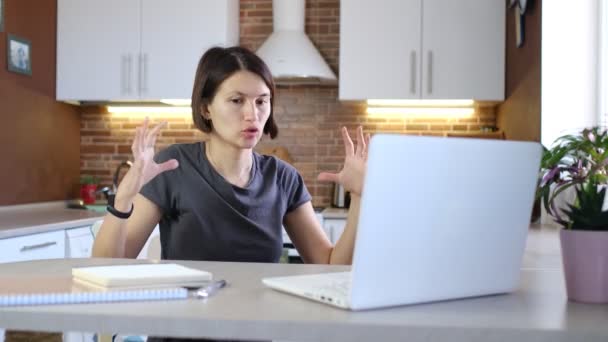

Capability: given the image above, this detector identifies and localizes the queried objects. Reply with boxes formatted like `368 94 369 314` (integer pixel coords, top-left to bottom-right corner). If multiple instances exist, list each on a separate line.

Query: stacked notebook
0 263 212 307
72 263 212 290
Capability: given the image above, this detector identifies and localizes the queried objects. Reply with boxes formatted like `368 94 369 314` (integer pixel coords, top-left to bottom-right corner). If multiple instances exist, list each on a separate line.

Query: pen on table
192 279 227 298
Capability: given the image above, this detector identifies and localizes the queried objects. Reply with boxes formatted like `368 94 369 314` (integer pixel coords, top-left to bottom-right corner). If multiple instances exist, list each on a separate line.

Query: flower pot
80 184 97 205
560 229 608 303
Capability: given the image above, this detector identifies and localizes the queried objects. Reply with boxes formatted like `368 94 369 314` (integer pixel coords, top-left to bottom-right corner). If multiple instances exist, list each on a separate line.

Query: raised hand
114 117 179 207
318 126 370 196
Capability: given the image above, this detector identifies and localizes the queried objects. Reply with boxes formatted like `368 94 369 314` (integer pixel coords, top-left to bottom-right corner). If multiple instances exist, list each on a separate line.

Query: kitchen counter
0 202 105 239
523 223 562 269
322 207 349 219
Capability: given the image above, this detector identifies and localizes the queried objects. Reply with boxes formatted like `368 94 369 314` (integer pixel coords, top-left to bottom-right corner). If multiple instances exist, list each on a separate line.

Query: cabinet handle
410 50 417 94
127 54 133 94
142 53 148 95
427 50 433 94
138 53 144 96
121 55 127 95
20 241 57 252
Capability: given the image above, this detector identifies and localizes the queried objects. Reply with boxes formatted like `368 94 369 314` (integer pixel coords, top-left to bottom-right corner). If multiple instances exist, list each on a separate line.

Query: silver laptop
263 134 542 310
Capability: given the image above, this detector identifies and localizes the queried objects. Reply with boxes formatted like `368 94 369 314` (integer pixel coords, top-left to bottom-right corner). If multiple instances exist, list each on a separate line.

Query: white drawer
65 227 94 258
0 230 65 263
65 226 93 239
137 225 160 260
324 219 347 244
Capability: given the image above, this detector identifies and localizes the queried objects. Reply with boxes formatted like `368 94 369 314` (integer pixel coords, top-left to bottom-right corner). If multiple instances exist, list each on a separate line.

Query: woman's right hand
317 126 369 197
113 118 179 210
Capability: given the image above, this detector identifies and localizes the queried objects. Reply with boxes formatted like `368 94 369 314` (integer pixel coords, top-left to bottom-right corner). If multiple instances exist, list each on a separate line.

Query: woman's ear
200 104 210 120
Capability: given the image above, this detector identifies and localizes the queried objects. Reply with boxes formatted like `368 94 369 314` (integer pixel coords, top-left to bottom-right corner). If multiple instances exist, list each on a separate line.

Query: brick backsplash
80 0 496 207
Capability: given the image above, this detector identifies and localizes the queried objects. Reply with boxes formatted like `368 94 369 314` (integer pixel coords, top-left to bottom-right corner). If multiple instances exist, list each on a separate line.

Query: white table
0 227 606 341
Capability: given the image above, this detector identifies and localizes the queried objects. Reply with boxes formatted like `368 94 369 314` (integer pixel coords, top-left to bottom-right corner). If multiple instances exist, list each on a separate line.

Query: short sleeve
139 146 179 215
281 162 312 213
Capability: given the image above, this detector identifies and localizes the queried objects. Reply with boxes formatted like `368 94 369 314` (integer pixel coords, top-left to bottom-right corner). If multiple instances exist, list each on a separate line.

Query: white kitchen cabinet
62 222 152 342
282 212 325 260
57 0 239 102
140 0 239 100
324 218 347 245
65 225 97 342
340 0 421 101
339 0 505 101
137 225 160 259
0 230 65 263
65 226 95 258
57 0 140 101
63 331 97 342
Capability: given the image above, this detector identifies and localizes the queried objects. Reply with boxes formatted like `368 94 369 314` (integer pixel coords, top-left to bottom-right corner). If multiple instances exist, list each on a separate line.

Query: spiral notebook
0 276 188 307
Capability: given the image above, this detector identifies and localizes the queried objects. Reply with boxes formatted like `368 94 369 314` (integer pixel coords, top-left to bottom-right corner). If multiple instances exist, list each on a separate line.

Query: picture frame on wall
0 0 4 33
7 34 32 76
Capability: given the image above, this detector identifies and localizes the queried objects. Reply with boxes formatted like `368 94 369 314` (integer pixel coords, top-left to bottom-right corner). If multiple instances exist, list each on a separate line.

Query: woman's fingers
317 172 340 183
364 133 371 161
132 117 168 159
157 159 180 173
132 127 142 156
354 126 366 158
341 127 355 157
139 117 149 151
343 126 367 159
145 121 167 148
142 116 149 132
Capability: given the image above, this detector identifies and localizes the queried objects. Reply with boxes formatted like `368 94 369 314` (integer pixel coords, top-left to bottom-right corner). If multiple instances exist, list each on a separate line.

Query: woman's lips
242 128 259 138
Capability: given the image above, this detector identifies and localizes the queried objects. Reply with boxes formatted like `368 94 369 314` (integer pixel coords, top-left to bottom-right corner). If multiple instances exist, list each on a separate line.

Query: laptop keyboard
311 272 351 298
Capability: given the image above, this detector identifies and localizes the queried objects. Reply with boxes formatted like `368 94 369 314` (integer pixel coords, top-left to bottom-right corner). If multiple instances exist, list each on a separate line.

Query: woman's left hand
318 126 370 196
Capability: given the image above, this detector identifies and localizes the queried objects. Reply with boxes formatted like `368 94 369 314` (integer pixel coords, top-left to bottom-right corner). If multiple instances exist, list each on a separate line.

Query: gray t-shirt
140 142 311 263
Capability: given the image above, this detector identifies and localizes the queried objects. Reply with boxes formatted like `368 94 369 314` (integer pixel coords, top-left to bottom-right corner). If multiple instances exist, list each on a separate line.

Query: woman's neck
205 138 253 187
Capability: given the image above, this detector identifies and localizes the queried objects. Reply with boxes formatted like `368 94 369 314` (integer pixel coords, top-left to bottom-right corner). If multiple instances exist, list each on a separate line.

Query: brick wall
80 0 496 207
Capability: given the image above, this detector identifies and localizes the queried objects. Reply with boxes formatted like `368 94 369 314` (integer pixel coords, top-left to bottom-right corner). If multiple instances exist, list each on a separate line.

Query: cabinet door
340 0 422 100
65 226 95 258
324 219 347 245
422 0 504 100
57 0 141 101
136 225 160 259
140 0 239 100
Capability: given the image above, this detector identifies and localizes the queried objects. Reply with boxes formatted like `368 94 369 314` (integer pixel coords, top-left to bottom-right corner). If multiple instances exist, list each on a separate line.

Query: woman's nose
243 100 257 121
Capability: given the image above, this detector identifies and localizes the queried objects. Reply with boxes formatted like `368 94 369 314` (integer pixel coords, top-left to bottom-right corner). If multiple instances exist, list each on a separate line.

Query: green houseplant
537 126 608 303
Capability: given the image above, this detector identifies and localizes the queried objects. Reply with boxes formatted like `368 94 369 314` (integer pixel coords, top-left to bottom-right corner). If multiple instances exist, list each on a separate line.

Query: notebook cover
71 263 212 288
0 276 188 307
73 277 208 291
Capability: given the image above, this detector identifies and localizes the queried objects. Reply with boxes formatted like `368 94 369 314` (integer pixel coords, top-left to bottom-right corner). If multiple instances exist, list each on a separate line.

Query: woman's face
205 70 271 149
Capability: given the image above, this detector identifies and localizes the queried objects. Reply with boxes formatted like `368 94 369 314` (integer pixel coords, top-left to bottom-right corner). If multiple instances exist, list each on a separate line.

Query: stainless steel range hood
256 0 337 85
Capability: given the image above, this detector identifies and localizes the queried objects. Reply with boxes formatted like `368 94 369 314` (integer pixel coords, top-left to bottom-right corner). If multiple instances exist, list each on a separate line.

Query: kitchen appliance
256 0 336 84
332 184 350 208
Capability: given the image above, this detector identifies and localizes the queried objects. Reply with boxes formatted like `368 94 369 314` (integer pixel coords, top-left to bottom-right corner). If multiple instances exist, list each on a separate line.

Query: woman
93 46 367 268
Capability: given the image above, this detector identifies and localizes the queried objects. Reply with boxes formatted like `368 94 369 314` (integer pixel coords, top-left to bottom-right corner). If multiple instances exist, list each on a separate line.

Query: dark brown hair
191 46 278 139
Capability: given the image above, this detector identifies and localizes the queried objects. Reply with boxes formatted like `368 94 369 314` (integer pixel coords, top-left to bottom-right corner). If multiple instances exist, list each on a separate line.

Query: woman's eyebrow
229 91 270 97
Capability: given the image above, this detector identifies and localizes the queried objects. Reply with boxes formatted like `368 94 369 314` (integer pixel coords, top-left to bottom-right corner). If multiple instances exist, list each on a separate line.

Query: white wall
541 0 601 148
600 0 608 126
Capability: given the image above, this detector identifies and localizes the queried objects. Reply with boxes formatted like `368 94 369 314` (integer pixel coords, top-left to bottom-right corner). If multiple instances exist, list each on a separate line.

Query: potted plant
537 126 608 303
79 175 99 205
